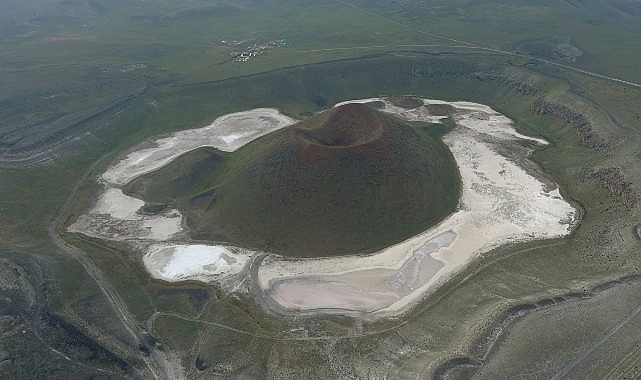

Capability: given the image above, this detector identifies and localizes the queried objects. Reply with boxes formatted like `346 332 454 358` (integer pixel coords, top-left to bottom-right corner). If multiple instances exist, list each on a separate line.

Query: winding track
49 154 179 380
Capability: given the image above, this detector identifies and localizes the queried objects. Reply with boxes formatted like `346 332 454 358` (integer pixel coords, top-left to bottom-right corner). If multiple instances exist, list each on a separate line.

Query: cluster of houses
221 39 286 63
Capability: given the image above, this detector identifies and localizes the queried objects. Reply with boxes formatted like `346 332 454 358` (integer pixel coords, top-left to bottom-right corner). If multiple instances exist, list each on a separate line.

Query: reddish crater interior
294 103 383 148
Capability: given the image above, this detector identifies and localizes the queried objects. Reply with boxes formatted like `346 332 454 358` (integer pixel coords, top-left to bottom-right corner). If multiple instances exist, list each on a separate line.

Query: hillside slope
128 103 461 257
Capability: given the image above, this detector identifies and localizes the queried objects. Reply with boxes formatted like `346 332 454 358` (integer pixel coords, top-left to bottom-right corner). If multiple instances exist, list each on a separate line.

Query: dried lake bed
68 98 578 317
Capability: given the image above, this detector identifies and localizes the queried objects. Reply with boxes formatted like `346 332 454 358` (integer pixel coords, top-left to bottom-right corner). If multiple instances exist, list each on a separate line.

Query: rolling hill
127 103 461 257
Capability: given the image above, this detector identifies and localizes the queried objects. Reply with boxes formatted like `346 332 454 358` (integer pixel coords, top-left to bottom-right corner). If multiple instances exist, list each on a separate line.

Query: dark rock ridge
402 63 540 96
533 99 610 151
590 167 640 208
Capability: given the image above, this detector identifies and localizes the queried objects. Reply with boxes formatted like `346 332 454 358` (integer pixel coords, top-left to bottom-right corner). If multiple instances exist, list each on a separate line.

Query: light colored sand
102 108 296 186
265 231 454 311
91 188 144 219
448 101 548 144
68 187 183 241
268 280 400 312
380 102 446 123
70 99 578 317
143 244 249 282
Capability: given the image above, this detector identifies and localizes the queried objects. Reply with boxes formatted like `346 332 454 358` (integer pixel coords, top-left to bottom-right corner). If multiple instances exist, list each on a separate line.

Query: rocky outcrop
402 65 540 96
533 99 610 151
471 72 540 95
591 167 640 208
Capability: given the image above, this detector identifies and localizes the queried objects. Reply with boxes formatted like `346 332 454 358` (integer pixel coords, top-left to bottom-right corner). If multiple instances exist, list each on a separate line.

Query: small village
221 39 286 62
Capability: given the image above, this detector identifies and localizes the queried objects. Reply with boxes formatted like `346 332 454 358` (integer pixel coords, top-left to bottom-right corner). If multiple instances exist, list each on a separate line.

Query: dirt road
49 154 181 380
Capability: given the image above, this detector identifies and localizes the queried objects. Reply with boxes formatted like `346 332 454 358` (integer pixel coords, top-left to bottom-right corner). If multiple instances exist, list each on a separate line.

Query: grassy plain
1 0 641 378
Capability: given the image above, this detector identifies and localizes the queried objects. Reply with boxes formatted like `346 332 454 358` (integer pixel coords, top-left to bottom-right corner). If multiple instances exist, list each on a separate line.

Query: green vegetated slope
128 103 460 256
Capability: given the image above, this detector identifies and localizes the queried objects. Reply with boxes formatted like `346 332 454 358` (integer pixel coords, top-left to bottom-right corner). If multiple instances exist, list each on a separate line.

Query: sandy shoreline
143 244 250 283
68 98 578 317
102 108 295 186
68 188 184 241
